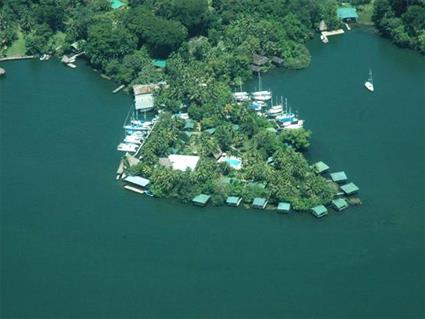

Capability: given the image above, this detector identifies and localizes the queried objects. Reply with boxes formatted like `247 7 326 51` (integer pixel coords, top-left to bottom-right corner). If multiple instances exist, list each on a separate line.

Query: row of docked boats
232 74 304 130
117 116 157 153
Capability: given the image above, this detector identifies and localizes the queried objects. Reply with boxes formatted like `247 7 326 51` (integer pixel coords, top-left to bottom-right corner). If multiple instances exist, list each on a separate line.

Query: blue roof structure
110 0 125 9
124 176 150 188
337 7 358 20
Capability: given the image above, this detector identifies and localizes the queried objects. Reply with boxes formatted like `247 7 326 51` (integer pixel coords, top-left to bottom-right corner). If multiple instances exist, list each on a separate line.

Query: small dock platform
124 185 145 194
321 29 345 37
113 84 125 93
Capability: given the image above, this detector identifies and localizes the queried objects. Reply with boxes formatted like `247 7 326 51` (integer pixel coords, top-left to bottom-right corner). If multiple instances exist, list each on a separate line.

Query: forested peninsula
1 0 365 211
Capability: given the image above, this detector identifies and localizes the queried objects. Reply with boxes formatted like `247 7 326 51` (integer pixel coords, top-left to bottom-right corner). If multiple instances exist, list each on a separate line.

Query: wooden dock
321 29 345 37
113 84 125 93
124 185 145 194
0 55 35 62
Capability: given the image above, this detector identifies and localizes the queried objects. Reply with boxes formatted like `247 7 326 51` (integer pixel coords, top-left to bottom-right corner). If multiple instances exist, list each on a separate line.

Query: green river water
1 28 424 318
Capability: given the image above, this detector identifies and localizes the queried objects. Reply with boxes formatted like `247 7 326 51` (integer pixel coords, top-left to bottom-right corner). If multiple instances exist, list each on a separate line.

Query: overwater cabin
192 194 211 207
331 198 349 211
337 7 358 22
340 182 359 195
226 196 242 207
311 205 328 218
330 171 347 183
252 198 268 209
123 176 150 189
312 161 330 174
277 202 291 213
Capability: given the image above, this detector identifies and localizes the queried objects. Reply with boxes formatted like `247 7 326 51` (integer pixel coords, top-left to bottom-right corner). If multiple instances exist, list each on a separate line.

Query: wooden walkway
0 55 35 62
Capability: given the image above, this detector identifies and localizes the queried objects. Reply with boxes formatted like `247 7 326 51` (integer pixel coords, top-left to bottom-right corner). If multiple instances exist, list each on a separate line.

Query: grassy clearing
5 29 26 56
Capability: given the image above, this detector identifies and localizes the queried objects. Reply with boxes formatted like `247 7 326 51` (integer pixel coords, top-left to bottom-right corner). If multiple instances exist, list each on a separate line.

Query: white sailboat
364 69 374 92
233 83 250 102
252 72 271 101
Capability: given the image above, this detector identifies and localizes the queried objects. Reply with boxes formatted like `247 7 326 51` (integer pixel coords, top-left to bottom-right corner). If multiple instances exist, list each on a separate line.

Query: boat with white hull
364 69 374 92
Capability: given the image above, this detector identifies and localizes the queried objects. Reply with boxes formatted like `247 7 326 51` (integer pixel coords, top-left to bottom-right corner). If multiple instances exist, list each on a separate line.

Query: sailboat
233 82 250 102
276 98 304 129
252 72 271 101
364 69 374 92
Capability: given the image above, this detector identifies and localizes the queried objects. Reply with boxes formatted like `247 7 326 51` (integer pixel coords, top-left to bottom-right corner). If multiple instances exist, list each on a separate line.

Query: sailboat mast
258 72 260 91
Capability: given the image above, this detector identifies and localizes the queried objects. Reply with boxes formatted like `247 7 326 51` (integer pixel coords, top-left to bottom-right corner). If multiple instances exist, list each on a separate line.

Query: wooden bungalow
312 161 330 174
192 194 211 207
330 171 347 183
331 198 349 211
226 196 242 207
252 197 268 210
340 182 359 195
311 205 328 218
277 202 291 213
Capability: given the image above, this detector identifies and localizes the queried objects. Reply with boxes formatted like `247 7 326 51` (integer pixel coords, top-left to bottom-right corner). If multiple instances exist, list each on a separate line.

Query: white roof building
168 155 200 171
135 93 154 111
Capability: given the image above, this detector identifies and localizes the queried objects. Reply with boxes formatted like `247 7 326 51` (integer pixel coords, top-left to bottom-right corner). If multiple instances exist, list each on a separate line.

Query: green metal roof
232 124 240 131
226 196 242 206
311 205 328 217
313 161 329 174
152 59 167 68
204 128 216 135
184 120 194 130
330 171 347 182
110 0 125 9
277 202 291 212
332 198 349 211
192 194 211 205
341 182 359 195
337 7 358 20
252 197 267 208
183 131 193 138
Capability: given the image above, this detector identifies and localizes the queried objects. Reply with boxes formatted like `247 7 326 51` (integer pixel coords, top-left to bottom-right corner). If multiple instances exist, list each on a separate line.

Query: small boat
320 34 329 44
67 63 77 69
364 69 374 92
249 101 265 111
276 98 304 129
252 72 272 101
117 143 139 153
123 120 152 131
233 91 250 102
124 135 143 144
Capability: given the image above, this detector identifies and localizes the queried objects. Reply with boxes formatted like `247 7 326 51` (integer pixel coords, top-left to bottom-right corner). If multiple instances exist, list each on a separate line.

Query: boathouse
124 176 150 188
337 7 358 22
340 182 359 195
226 196 242 207
330 171 347 183
192 194 211 207
312 161 330 174
311 205 328 218
271 56 284 66
277 202 291 213
332 198 349 211
252 198 268 209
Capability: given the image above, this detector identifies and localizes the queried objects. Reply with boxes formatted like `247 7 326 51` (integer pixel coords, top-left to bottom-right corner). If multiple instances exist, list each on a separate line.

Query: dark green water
1 29 424 318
